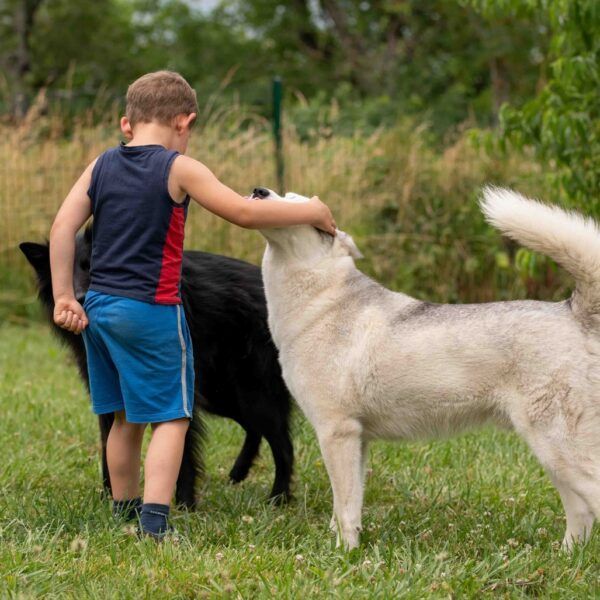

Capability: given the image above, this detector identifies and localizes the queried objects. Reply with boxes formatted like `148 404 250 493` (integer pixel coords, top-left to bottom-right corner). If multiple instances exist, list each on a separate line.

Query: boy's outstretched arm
172 156 336 234
49 159 96 334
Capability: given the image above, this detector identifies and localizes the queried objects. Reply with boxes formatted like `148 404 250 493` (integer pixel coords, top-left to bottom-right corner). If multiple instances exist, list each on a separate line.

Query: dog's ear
335 229 364 259
19 242 50 272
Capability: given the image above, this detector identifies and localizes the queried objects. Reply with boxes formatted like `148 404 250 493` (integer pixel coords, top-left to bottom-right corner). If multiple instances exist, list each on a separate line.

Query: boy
49 70 336 539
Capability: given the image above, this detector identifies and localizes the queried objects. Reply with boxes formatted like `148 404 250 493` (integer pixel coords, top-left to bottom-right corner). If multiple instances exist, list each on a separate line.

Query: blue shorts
82 290 194 423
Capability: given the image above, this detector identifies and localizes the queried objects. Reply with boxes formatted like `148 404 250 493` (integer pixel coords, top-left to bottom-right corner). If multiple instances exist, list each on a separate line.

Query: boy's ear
120 116 133 140
176 112 197 133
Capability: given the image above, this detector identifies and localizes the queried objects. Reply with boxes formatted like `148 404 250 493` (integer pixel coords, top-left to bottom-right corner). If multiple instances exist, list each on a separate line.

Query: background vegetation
1 0 599 596
1 0 597 320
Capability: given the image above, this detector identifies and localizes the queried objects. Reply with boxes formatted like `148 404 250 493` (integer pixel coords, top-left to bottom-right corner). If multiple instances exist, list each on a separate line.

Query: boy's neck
126 122 177 151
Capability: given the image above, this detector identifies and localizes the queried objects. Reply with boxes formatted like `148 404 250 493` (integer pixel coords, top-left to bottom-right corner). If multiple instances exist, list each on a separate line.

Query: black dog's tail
174 405 205 509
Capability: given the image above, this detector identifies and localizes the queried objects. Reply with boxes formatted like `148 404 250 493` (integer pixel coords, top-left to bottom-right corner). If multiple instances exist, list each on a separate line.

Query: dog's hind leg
317 418 364 550
263 424 294 504
550 474 595 550
520 424 596 549
229 430 261 483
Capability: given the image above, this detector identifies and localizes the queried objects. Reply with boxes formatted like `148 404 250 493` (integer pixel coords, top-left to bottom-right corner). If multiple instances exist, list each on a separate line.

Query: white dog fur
255 187 600 550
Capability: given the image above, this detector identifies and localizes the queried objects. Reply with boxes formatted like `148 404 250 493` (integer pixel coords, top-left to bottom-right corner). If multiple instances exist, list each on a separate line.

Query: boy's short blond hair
126 71 198 127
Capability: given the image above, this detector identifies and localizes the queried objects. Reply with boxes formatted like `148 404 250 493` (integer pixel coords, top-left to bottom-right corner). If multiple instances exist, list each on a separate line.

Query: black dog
20 228 293 507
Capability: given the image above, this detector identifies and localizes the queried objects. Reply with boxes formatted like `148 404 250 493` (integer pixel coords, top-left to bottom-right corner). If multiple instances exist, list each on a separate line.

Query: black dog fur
20 228 293 507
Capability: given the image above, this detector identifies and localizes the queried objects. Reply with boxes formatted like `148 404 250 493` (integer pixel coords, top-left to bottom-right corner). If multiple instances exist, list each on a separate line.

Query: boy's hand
309 196 337 235
54 296 88 334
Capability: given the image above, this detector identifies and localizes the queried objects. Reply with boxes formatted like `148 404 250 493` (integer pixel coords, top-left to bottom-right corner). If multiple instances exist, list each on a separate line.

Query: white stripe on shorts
176 304 191 418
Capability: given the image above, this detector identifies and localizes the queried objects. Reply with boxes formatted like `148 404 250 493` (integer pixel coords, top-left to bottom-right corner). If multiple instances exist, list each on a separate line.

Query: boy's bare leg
106 410 146 500
143 418 190 505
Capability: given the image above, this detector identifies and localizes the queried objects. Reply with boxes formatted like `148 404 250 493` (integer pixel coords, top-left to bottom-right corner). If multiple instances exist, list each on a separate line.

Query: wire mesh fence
0 113 388 277
0 110 552 317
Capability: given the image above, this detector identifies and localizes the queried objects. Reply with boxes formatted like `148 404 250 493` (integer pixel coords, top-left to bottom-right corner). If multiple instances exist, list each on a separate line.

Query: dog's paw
329 515 337 533
229 465 251 483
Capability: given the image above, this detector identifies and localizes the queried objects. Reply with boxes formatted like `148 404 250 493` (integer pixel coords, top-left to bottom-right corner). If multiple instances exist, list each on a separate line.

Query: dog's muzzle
252 187 270 199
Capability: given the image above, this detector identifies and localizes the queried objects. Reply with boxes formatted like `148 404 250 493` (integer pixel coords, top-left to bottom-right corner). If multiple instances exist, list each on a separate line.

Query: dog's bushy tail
481 186 600 320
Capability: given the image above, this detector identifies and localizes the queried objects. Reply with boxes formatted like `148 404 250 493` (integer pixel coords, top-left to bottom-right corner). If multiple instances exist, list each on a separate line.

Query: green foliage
29 0 138 93
1 0 551 136
286 88 400 140
223 0 548 132
471 0 600 206
129 0 271 107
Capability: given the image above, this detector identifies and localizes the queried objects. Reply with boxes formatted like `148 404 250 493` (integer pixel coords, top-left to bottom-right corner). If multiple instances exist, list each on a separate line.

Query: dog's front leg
329 437 369 534
317 418 364 550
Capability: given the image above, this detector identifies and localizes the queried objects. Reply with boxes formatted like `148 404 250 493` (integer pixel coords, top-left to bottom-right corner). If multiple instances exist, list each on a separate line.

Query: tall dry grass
0 104 387 267
0 100 556 320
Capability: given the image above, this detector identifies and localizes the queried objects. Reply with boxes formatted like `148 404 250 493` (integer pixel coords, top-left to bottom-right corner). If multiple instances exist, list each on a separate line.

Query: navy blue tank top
87 143 189 305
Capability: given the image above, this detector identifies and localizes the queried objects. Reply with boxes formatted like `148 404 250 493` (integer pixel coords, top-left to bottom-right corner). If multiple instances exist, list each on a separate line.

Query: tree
222 0 547 130
0 0 45 117
470 0 600 206
0 0 555 136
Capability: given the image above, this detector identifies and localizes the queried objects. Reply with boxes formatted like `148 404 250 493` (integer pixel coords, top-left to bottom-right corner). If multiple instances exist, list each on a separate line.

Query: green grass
1 323 598 598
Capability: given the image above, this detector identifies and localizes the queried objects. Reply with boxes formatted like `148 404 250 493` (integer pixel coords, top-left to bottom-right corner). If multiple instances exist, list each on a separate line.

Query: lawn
1 322 598 598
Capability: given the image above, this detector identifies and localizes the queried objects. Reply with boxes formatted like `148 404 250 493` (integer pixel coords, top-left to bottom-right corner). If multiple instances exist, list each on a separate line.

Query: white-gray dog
252 186 600 550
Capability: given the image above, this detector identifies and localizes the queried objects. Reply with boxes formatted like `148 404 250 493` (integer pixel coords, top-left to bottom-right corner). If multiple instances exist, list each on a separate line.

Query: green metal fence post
272 77 284 194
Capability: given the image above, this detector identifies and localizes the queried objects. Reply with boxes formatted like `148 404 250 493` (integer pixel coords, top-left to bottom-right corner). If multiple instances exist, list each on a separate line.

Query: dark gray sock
112 497 142 521
140 503 170 538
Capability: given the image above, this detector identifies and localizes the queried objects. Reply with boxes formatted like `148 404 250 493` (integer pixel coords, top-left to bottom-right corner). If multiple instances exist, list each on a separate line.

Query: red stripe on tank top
154 206 185 304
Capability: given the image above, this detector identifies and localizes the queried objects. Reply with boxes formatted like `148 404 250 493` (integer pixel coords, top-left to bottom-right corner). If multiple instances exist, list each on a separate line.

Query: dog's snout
252 187 270 199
